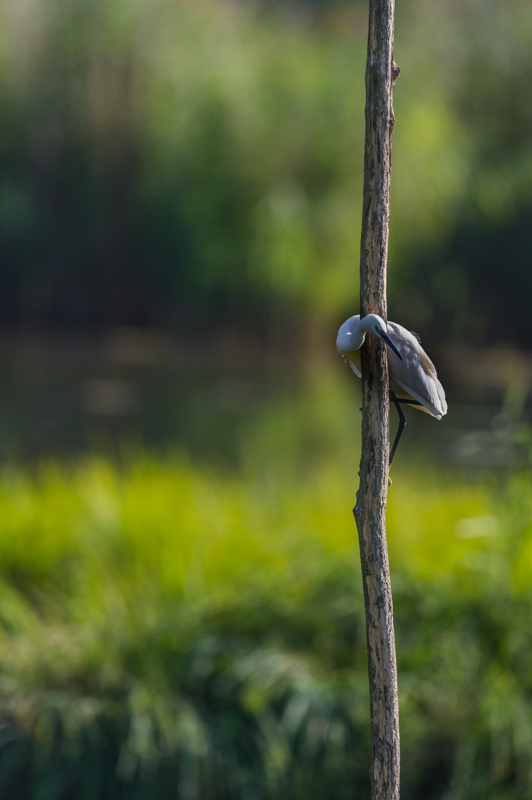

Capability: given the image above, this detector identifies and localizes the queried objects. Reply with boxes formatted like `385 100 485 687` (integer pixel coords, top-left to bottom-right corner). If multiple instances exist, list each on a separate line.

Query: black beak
380 331 403 361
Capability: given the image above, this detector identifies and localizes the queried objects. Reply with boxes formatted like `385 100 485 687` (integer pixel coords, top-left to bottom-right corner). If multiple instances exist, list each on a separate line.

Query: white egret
336 314 447 467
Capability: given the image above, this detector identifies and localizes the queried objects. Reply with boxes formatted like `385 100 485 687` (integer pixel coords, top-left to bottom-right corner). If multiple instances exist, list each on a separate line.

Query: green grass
0 456 532 798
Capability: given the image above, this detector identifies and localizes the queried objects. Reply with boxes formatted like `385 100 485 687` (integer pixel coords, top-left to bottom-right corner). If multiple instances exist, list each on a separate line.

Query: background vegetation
0 0 531 343
0 0 531 797
3 455 532 800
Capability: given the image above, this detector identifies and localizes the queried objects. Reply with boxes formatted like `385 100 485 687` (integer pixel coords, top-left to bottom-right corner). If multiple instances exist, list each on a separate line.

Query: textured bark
353 0 400 798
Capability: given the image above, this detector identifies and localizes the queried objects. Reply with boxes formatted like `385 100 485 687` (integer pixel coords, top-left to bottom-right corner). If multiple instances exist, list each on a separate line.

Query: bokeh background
1 0 532 797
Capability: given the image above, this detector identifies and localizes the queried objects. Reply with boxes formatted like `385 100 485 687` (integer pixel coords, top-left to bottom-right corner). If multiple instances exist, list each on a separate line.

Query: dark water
0 330 528 473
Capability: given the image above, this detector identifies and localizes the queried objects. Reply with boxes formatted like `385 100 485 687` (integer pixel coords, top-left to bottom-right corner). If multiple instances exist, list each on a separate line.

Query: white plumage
336 314 447 420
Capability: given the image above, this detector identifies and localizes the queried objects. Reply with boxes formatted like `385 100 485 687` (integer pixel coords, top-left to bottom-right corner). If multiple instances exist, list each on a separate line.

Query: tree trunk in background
353 0 400 798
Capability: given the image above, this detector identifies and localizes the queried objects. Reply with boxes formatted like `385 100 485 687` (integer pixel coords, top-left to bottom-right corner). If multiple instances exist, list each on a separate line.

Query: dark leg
389 393 407 467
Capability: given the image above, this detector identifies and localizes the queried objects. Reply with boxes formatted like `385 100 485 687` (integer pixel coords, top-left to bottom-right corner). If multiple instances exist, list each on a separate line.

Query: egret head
336 313 403 360
362 314 403 361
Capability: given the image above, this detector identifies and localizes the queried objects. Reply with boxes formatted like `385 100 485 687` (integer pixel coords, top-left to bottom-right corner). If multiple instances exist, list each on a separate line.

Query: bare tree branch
353 0 400 797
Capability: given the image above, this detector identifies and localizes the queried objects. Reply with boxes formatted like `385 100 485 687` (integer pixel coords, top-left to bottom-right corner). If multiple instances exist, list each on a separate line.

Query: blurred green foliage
0 0 531 342
0 453 531 798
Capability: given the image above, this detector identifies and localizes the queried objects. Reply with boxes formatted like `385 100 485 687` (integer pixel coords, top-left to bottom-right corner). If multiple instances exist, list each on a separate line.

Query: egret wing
386 322 447 419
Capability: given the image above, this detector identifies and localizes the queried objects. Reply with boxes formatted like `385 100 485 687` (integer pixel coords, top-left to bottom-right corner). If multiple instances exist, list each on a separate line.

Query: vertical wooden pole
353 0 400 798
